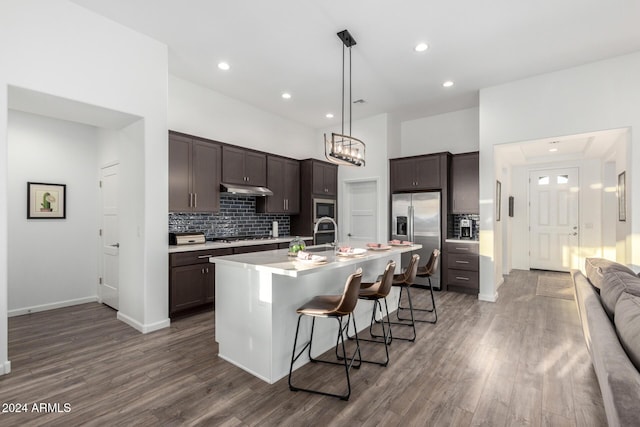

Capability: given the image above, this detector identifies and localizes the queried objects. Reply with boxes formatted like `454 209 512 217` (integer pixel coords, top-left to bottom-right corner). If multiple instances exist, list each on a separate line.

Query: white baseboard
478 291 499 302
8 296 98 317
1 360 11 375
116 312 170 334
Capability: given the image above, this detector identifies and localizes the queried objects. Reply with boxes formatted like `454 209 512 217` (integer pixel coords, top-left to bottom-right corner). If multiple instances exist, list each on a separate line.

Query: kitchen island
213 244 421 383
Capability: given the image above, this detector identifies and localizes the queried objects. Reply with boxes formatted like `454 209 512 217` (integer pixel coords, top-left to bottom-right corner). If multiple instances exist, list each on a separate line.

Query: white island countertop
214 243 422 383
212 244 421 277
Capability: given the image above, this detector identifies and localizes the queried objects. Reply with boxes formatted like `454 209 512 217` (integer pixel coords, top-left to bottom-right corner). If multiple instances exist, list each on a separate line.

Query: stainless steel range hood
220 182 274 197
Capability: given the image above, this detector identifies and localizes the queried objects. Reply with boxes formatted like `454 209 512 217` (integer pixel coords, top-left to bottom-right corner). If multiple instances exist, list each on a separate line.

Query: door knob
110 243 120 248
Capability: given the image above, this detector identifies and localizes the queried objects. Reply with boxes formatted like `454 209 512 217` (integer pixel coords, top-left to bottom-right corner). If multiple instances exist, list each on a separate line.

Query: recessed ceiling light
442 80 454 88
217 62 230 71
549 148 558 152
281 92 291 100
414 43 429 52
326 113 334 119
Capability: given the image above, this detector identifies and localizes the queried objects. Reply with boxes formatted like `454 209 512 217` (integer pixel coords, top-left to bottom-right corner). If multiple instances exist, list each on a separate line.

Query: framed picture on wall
618 171 626 221
496 180 502 221
27 182 66 219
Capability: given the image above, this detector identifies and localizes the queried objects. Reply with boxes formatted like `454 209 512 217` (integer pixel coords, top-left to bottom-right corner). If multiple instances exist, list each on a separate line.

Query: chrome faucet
313 216 338 246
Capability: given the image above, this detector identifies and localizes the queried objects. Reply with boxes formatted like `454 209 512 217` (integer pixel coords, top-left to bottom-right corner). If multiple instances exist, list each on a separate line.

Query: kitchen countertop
212 244 422 277
214 242 421 383
168 236 313 253
445 238 479 244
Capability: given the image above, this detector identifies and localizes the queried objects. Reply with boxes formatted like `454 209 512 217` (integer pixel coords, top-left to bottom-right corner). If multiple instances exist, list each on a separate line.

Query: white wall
321 114 391 243
7 110 99 314
480 51 640 302
400 107 479 156
168 75 316 159
0 0 169 374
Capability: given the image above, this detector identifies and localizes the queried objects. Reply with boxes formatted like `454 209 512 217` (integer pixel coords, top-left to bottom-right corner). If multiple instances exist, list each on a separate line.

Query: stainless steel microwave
313 198 336 225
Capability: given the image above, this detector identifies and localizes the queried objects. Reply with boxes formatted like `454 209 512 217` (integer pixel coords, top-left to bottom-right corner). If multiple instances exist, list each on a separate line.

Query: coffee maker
459 219 474 239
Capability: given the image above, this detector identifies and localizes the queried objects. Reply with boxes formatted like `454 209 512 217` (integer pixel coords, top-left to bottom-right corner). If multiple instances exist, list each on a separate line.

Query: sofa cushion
585 257 636 289
614 292 640 372
599 270 640 320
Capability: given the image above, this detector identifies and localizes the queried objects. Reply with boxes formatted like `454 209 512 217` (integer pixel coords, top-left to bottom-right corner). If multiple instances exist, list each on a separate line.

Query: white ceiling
495 128 628 166
69 0 640 130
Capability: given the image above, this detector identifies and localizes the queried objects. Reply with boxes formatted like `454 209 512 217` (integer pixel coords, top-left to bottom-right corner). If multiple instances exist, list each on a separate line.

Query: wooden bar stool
398 249 439 324
344 260 396 367
288 269 363 400
388 254 420 342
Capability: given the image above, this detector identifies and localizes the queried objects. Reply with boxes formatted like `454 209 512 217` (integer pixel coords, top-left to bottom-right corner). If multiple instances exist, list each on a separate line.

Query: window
557 175 569 184
538 176 549 185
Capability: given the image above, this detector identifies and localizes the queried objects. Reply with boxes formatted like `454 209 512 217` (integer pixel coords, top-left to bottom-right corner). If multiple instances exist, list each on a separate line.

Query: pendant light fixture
325 29 365 167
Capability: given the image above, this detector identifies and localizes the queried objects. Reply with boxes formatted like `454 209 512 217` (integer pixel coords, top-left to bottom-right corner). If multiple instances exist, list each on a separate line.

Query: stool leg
347 298 391 366
398 278 437 324
385 285 416 342
290 314 361 400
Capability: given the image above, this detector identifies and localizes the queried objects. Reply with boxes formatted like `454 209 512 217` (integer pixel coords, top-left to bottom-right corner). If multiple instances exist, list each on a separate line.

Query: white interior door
344 180 378 246
529 167 579 271
100 163 119 310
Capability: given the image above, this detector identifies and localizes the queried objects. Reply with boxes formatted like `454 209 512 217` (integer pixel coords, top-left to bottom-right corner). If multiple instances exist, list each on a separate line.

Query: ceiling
495 128 628 166
70 0 640 130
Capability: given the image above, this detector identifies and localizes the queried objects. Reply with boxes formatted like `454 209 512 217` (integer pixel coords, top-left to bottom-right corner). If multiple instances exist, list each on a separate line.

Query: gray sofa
571 258 640 426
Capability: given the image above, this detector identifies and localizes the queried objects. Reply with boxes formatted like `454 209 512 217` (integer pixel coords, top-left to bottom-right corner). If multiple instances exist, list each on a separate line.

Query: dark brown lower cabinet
169 248 232 318
169 241 313 318
445 241 479 294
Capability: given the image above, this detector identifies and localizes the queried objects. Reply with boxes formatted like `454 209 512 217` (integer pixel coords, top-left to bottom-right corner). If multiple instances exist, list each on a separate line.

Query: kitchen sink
304 246 333 253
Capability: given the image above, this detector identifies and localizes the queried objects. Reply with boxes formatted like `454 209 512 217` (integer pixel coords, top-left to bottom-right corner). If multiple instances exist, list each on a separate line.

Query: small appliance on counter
459 219 475 240
169 232 206 246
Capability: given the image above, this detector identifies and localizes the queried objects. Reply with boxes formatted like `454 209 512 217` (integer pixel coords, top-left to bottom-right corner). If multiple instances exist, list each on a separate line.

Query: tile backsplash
448 213 480 240
169 194 290 239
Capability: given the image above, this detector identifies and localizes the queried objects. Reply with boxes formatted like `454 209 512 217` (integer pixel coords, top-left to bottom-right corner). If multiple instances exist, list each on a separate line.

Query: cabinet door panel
284 159 300 213
451 152 479 214
203 265 215 304
390 158 416 192
265 156 285 212
169 135 192 212
414 156 441 190
323 164 337 196
312 161 327 195
170 264 206 315
245 151 267 186
222 146 246 184
192 141 221 212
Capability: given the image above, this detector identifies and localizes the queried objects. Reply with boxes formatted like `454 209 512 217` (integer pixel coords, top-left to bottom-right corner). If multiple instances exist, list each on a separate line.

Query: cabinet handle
193 193 197 208
455 276 470 281
197 255 215 259
455 260 470 264
189 193 193 207
455 247 470 251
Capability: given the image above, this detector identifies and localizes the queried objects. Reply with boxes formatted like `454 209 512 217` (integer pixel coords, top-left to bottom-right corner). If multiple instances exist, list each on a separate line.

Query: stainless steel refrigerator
391 192 441 289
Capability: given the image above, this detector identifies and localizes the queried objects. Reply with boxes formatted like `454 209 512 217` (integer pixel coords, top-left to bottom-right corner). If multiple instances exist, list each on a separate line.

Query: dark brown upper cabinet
222 146 267 187
257 156 300 214
311 160 338 196
169 132 221 212
450 152 479 214
390 153 444 192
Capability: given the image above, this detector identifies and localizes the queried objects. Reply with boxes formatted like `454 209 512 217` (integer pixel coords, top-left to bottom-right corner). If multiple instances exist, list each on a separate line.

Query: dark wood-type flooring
0 270 606 426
